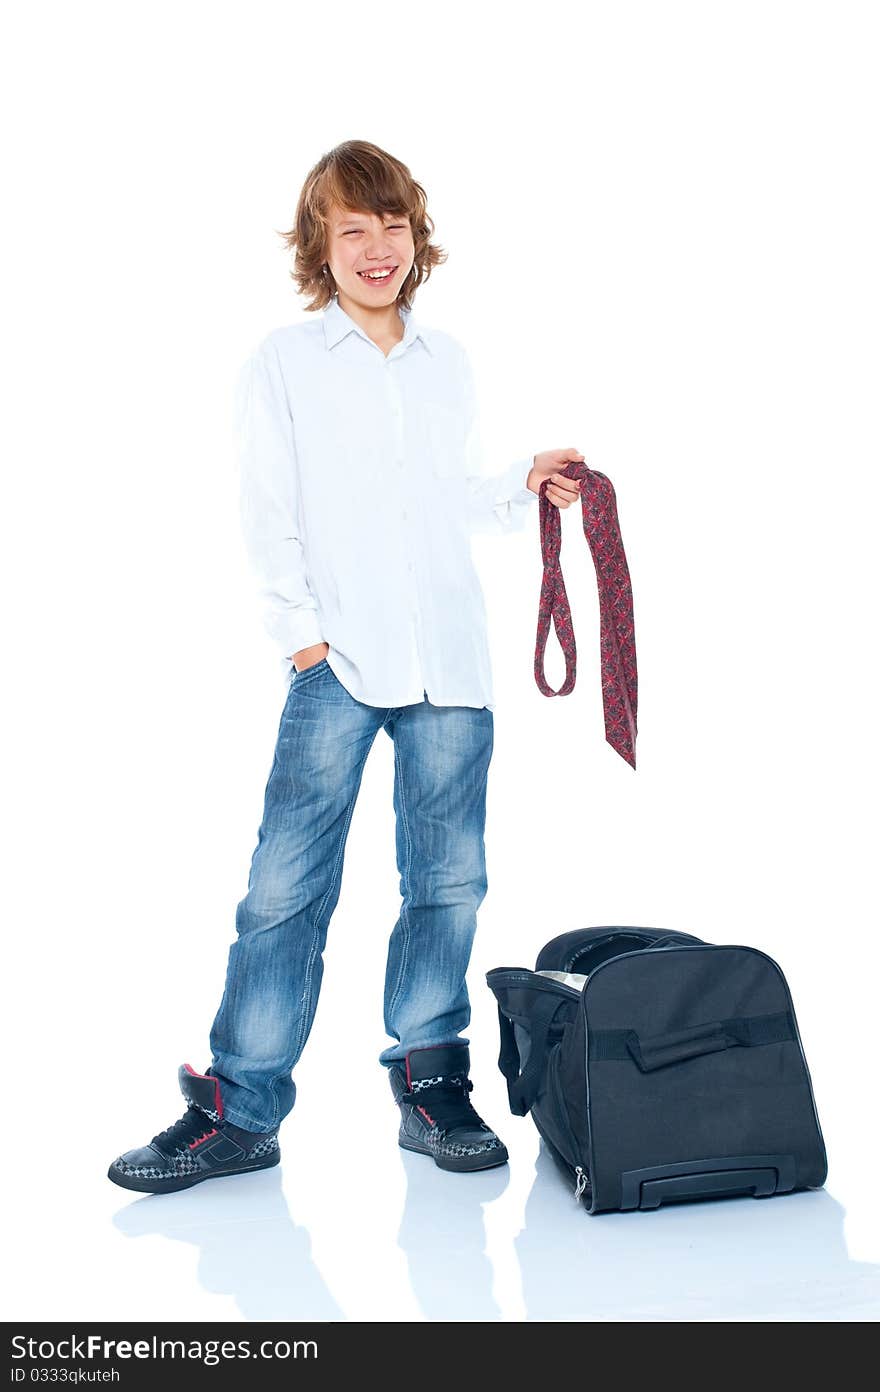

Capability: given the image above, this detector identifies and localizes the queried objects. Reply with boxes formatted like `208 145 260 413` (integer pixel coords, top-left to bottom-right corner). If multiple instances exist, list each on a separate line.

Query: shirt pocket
424 401 468 479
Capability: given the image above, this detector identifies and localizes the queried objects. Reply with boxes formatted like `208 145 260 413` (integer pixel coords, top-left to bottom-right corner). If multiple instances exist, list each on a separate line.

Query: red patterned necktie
534 461 638 768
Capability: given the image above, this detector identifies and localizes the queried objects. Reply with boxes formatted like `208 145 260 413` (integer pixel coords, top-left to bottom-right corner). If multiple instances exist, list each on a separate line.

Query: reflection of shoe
389 1044 509 1173
107 1064 280 1195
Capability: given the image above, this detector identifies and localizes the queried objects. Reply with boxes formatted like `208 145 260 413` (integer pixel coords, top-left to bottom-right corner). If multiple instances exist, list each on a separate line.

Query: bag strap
589 1011 796 1071
496 993 568 1116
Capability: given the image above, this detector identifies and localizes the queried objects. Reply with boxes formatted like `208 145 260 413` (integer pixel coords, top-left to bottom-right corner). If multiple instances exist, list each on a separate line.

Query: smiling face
324 205 415 311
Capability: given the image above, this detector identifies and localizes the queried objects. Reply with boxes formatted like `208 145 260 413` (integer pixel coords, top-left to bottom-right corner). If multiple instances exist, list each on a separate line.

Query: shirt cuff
498 455 539 506
267 610 326 662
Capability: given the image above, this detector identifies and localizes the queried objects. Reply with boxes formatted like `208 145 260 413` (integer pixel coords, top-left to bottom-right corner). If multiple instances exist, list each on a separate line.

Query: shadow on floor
513 1144 880 1321
394 1148 510 1320
111 1142 880 1322
112 1165 343 1321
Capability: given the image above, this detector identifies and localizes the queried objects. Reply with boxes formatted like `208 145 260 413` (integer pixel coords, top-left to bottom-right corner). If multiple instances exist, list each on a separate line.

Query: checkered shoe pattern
113 1148 202 1183
409 1072 467 1093
390 1060 509 1172
107 1062 281 1194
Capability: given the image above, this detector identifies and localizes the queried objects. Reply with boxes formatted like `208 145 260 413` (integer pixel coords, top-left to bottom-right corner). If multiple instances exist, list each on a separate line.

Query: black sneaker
108 1063 280 1194
389 1044 508 1172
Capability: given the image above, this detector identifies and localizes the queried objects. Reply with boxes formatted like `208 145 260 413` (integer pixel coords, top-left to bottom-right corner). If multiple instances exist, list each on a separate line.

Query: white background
3 0 878 1322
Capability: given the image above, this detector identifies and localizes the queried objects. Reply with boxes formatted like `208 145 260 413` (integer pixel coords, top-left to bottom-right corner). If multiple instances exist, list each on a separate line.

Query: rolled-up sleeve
235 335 325 660
459 346 538 536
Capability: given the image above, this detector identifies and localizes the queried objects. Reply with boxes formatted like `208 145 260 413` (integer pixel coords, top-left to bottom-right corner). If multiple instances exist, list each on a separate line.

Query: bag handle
591 1010 795 1071
497 994 568 1116
626 1021 733 1072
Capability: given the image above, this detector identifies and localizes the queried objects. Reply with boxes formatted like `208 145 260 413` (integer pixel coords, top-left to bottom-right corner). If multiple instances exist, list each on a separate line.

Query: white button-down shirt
235 293 539 710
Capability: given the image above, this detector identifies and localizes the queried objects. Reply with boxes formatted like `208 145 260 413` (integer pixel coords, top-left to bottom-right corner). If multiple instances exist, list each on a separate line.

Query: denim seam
266 1075 281 1131
386 733 413 1025
223 1104 275 1133
290 773 363 1067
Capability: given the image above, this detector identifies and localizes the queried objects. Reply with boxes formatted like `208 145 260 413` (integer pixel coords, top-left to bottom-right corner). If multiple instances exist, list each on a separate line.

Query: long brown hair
277 140 448 312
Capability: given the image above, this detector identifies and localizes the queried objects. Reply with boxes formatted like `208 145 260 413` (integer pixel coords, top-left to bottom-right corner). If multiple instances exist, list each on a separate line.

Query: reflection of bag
486 926 827 1214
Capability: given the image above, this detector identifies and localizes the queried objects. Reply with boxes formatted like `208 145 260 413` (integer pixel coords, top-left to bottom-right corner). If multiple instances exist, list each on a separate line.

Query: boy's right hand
290 641 330 673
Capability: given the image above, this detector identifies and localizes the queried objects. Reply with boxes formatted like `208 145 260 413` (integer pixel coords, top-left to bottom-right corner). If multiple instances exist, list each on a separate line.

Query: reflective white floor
9 1073 879 1323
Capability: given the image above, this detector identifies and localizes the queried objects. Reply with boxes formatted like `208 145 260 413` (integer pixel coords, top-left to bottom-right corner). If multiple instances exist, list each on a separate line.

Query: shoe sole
398 1136 509 1172
107 1149 280 1195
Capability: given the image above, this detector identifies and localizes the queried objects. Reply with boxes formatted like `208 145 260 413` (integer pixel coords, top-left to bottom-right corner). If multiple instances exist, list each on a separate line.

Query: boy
108 140 583 1194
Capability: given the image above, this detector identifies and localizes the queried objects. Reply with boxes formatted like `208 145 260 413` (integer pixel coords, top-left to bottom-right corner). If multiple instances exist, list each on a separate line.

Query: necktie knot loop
534 462 638 768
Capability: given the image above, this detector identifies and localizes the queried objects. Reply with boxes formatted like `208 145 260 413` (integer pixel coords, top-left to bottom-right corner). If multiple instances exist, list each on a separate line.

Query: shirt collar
322 293 434 357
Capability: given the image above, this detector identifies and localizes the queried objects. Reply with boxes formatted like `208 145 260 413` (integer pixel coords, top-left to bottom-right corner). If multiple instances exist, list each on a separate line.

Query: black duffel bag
486 925 827 1214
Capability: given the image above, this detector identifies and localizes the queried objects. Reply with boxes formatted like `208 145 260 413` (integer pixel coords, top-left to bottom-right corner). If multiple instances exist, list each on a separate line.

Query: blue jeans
208 657 494 1132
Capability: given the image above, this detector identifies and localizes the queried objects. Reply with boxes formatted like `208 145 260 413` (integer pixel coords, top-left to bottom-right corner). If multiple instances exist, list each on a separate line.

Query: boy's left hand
527 448 586 508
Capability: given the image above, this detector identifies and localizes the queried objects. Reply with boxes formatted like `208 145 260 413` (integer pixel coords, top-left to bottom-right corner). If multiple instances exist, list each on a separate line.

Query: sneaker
107 1063 280 1194
389 1044 508 1172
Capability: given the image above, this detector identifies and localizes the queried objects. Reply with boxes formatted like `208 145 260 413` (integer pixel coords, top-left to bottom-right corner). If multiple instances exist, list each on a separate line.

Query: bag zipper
550 1044 587 1168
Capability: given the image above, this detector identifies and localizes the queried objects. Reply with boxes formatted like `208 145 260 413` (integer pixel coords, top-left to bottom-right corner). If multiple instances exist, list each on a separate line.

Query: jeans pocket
292 656 330 685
